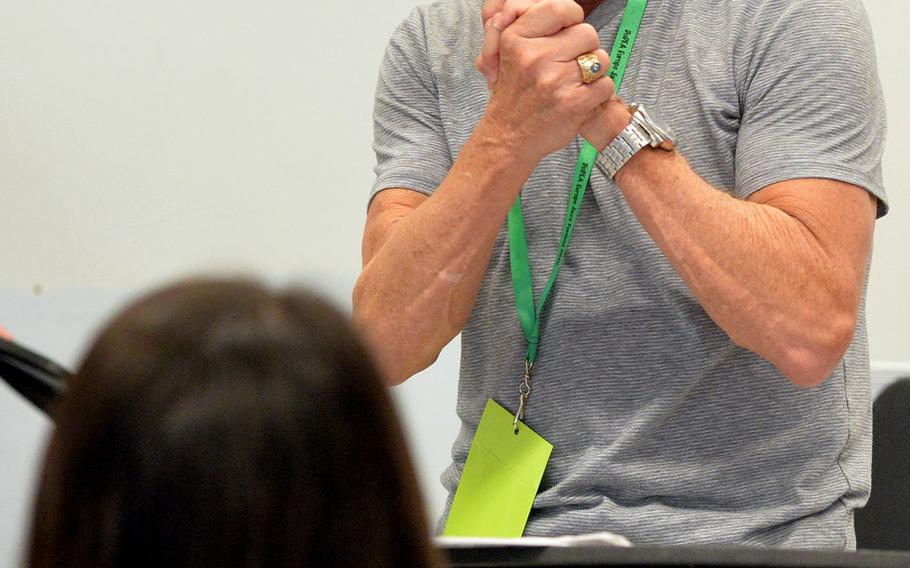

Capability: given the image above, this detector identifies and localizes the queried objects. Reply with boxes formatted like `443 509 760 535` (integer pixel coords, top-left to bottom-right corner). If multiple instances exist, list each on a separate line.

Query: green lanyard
507 0 648 427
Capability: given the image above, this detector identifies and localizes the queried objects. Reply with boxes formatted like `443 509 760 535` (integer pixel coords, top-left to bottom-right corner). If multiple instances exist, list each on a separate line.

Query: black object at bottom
855 378 910 551
443 544 910 568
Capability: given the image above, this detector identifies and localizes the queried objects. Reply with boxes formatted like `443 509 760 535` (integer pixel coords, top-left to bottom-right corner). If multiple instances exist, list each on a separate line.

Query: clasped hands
476 0 631 159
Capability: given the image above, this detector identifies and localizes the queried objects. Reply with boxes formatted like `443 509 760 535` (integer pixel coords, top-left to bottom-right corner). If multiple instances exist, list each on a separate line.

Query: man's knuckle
533 72 550 91
500 29 519 50
556 89 578 109
503 0 530 19
550 0 582 23
597 77 616 96
537 0 563 21
588 35 602 52
521 50 544 70
580 23 599 43
481 0 502 21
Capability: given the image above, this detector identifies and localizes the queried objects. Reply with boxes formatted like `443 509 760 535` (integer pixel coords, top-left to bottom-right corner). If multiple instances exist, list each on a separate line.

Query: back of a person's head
27 278 439 568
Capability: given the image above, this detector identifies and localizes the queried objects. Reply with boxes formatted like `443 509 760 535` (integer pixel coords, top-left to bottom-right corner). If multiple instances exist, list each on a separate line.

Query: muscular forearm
359 0 622 383
614 148 875 386
354 119 538 384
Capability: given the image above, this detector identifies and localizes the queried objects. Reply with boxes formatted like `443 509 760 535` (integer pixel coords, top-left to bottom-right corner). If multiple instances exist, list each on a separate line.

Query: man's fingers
580 48 612 83
549 23 602 62
577 49 614 96
496 0 538 29
0 325 12 341
479 0 558 88
481 0 508 24
478 0 538 87
478 14 504 84
508 0 584 39
578 93 627 151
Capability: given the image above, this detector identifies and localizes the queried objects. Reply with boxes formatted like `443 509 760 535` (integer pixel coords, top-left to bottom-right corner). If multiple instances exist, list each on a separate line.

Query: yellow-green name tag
443 399 553 537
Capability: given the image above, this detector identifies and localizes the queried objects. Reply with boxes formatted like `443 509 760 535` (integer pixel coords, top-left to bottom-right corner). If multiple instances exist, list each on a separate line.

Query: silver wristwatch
595 103 677 179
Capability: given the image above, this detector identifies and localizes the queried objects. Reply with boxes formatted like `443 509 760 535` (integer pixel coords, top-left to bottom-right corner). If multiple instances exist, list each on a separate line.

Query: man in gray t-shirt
354 0 887 548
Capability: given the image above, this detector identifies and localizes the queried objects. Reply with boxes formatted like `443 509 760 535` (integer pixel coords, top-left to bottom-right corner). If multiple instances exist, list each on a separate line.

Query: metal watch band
595 120 651 179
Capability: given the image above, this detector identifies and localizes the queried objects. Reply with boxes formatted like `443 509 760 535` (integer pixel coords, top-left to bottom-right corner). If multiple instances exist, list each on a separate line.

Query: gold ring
576 52 605 84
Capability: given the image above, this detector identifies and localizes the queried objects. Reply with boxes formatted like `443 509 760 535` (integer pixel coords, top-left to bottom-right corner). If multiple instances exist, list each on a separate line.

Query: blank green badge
443 399 553 537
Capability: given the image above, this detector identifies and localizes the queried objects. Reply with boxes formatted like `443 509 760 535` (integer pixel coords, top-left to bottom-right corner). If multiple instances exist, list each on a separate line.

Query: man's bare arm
355 123 539 384
478 2 878 387
355 0 617 384
614 147 877 387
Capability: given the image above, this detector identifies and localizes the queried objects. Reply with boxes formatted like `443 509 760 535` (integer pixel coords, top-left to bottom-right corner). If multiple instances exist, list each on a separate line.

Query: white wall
0 0 907 564
863 0 910 363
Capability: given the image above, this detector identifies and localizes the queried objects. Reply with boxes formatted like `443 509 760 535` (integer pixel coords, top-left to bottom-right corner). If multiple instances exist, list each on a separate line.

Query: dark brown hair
27 278 440 568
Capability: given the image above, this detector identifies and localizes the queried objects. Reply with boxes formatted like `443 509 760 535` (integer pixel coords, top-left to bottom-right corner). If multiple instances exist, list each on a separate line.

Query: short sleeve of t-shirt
370 8 452 205
734 0 888 217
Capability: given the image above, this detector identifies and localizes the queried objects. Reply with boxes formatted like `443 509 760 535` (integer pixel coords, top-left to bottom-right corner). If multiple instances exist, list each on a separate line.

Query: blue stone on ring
590 62 602 73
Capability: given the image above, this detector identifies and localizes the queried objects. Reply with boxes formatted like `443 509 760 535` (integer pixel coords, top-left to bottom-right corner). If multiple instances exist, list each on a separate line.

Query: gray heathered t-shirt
371 0 888 548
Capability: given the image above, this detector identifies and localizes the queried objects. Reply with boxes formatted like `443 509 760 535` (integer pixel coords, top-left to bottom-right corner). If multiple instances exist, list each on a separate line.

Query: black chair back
855 377 910 551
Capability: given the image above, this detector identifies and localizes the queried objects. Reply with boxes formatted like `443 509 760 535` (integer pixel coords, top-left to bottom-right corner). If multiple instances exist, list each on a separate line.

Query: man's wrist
476 108 549 167
470 115 542 178
596 103 678 179
582 100 634 152
613 145 678 186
